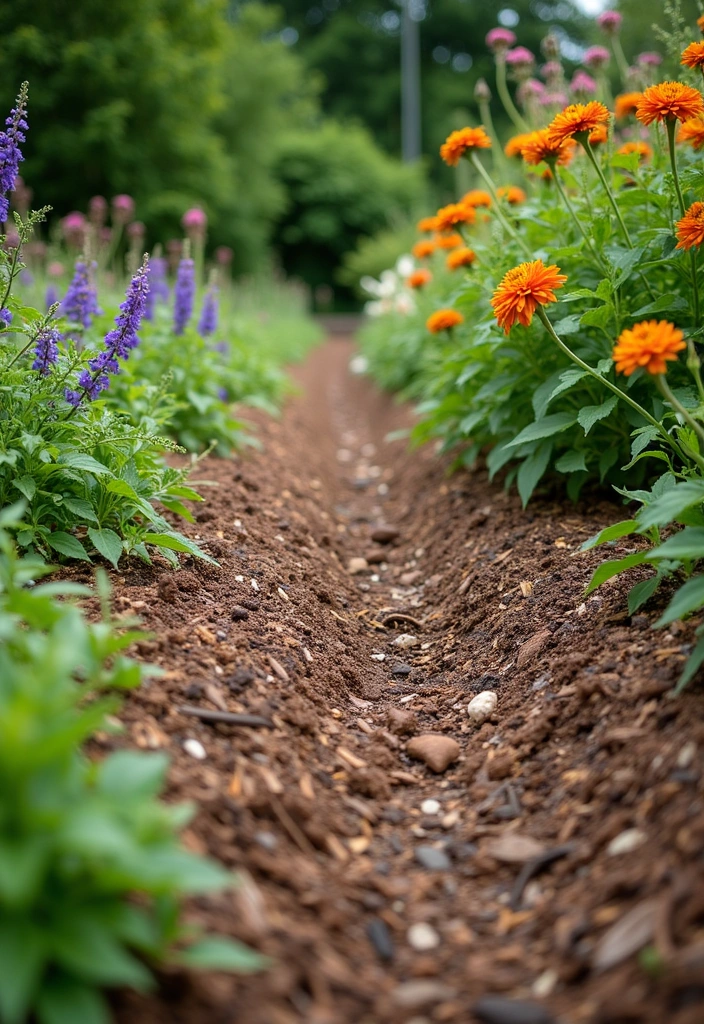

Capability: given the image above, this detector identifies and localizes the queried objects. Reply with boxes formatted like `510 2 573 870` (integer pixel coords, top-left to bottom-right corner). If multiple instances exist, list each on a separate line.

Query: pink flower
518 78 545 104
486 27 517 51
112 194 135 223
61 211 86 246
505 46 535 67
540 91 568 108
597 10 622 34
89 195 107 225
540 61 562 82
127 220 145 241
583 45 610 70
571 70 597 97
181 207 208 237
637 52 662 66
48 261 65 278
215 245 233 266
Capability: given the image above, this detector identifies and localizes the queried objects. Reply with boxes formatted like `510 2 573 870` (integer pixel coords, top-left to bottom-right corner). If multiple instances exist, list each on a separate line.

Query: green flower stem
469 152 532 258
494 55 529 133
478 98 507 178
666 118 687 217
552 166 607 271
656 373 704 455
535 305 692 466
5 337 33 369
580 137 633 248
686 334 704 403
611 35 631 86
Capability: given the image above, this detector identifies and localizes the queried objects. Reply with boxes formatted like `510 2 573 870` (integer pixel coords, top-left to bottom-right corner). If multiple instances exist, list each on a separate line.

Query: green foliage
338 221 422 297
0 509 265 1024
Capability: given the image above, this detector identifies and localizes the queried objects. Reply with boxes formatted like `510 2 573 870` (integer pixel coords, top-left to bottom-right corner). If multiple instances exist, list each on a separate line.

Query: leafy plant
0 505 265 1024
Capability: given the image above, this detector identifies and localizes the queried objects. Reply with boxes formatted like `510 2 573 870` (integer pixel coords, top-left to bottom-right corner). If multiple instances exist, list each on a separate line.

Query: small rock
516 630 551 669
472 995 556 1024
254 831 278 852
348 557 369 575
391 662 413 676
467 690 498 726
400 571 423 587
392 981 456 1009
365 548 386 565
420 798 441 815
393 633 419 649
607 828 647 856
677 741 697 769
407 922 440 951
371 652 386 661
388 707 417 735
486 833 546 864
415 845 451 871
371 525 400 544
367 917 394 962
183 738 206 760
407 734 460 774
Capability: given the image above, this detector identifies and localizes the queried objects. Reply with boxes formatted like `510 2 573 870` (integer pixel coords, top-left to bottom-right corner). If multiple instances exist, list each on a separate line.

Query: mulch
73 337 704 1023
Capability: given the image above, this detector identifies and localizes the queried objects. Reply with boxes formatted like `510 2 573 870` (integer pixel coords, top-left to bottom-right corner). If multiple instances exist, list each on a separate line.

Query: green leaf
486 441 516 479
175 937 269 973
36 979 110 1024
57 452 113 476
656 574 704 626
87 527 124 569
628 575 661 614
673 632 704 694
63 497 100 523
551 314 582 336
12 475 36 501
580 303 614 330
97 751 169 799
631 426 660 457
636 481 704 530
631 295 689 319
47 532 91 562
106 479 140 500
585 551 648 593
142 532 217 564
506 412 577 448
0 922 45 1024
648 527 704 562
555 449 587 473
577 395 618 435
608 245 646 286
50 917 154 989
517 441 552 507
581 519 638 550
533 368 588 419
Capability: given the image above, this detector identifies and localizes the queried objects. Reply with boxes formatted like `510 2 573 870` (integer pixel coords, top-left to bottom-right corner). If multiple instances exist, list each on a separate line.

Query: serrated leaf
551 314 582 336
57 452 113 476
656 574 704 626
636 480 704 530
506 412 577 448
12 475 36 501
631 295 689 319
63 497 100 523
47 532 91 561
87 527 124 569
580 303 614 330
578 395 618 435
555 449 587 473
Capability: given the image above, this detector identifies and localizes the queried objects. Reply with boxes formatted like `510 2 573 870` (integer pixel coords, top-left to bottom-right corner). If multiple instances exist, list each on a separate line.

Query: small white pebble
377 483 389 496
420 799 441 815
251 579 260 592
234 519 242 528
399 693 419 704
303 647 313 663
184 739 206 760
607 828 646 856
467 690 498 726
532 968 558 999
235 575 245 583
371 574 380 583
407 922 440 952
277 587 289 601
677 741 697 769
371 653 386 661
394 633 419 649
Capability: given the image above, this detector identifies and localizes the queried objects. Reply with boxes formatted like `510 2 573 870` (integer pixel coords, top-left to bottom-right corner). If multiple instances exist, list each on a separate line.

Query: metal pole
401 0 421 161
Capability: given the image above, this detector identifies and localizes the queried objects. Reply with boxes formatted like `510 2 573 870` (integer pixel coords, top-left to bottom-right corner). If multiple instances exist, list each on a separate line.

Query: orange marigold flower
675 201 704 250
521 129 576 167
433 232 464 250
497 185 527 204
491 259 567 334
504 132 535 158
677 116 704 149
589 123 608 146
681 41 704 67
615 92 644 119
547 101 610 146
440 126 492 166
412 240 436 259
417 216 440 233
617 140 653 162
436 203 476 231
462 189 492 208
407 269 432 288
427 308 464 333
446 247 477 270
612 320 686 376
699 14 704 33
636 81 704 124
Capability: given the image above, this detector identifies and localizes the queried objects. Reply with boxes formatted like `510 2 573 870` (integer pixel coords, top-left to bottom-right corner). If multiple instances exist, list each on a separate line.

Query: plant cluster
358 6 704 689
0 504 264 1024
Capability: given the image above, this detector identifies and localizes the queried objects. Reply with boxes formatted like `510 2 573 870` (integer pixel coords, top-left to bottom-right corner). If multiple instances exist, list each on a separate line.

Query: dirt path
104 338 704 1024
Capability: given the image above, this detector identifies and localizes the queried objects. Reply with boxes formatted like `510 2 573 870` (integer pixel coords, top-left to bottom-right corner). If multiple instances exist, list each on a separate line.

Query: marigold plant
426 309 464 333
612 321 687 376
440 126 492 165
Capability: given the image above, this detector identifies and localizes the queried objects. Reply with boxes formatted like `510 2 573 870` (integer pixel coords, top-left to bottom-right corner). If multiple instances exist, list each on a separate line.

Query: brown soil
90 338 704 1023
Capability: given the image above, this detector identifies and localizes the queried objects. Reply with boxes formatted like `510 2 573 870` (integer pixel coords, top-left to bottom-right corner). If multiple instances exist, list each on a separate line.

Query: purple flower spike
45 283 58 310
173 257 195 335
0 82 28 224
61 259 101 330
32 325 60 375
65 257 150 408
0 307 12 328
197 285 219 338
143 256 169 321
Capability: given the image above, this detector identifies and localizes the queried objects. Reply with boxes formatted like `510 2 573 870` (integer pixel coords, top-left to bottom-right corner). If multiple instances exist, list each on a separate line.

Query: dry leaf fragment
593 899 659 972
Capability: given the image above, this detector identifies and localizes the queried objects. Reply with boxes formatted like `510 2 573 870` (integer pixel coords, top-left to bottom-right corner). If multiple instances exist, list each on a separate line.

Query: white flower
396 254 415 278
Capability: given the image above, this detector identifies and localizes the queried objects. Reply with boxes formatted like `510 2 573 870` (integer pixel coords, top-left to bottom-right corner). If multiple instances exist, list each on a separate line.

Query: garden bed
97 336 704 1024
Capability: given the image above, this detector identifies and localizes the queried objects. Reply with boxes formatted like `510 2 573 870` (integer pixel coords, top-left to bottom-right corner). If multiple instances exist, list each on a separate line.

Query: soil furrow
101 337 704 1024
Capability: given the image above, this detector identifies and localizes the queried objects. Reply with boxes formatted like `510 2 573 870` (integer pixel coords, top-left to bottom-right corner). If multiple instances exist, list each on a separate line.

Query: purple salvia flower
64 257 149 407
61 259 101 329
143 256 169 321
173 257 195 335
32 325 60 375
197 285 218 338
217 387 228 402
0 308 12 328
0 83 28 224
45 283 58 310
